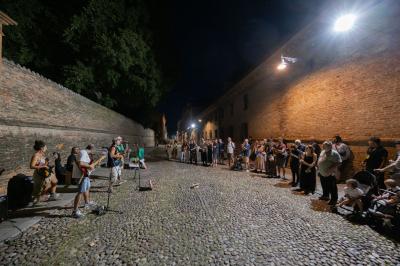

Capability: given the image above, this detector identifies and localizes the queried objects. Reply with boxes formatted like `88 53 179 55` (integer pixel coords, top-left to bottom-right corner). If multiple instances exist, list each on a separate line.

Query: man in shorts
72 144 96 218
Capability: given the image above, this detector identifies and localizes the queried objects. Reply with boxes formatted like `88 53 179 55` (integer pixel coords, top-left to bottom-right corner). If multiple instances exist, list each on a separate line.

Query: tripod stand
104 156 123 214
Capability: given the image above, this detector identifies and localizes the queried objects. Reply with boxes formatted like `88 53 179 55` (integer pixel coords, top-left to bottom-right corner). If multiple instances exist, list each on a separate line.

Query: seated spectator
52 152 65 184
30 140 59 206
369 179 400 218
337 179 363 211
65 147 79 185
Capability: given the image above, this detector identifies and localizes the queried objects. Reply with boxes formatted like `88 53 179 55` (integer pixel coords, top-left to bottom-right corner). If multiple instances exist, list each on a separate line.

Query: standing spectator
207 140 213 166
212 139 219 167
65 147 79 185
189 139 198 165
299 145 317 195
226 137 235 168
218 139 225 164
180 141 188 163
363 137 388 190
199 138 208 166
242 139 251 172
274 138 288 180
265 141 277 178
332 135 351 180
255 141 266 173
311 140 321 160
289 144 301 187
317 141 342 205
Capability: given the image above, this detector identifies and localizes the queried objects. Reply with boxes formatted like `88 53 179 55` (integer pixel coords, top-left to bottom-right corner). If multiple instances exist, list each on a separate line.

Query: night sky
157 0 328 133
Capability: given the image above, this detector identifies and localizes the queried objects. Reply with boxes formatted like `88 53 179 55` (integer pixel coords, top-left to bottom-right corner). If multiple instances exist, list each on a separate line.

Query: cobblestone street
1 161 399 265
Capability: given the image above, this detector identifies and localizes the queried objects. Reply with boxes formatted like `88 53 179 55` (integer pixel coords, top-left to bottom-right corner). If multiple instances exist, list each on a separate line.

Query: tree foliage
1 0 171 127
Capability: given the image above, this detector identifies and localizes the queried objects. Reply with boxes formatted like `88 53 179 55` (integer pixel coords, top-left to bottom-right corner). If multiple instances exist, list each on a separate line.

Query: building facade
194 0 400 171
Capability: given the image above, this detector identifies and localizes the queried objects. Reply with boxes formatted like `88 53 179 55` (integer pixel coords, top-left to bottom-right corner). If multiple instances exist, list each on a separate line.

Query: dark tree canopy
1 0 176 128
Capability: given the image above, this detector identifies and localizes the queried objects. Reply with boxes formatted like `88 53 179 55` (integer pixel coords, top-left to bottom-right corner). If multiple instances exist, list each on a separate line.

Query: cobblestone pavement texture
0 161 399 265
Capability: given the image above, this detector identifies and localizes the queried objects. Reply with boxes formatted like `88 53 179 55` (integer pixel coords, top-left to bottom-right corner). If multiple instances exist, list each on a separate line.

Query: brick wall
0 59 154 193
196 0 400 176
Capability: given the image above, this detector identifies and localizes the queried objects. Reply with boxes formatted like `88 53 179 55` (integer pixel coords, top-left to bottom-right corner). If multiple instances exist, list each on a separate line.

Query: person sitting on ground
242 139 251 172
65 147 79 185
71 144 96 218
30 140 59 206
369 179 400 219
337 179 363 211
52 152 65 184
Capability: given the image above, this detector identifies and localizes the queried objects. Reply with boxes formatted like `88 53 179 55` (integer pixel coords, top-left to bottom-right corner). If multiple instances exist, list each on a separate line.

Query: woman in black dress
299 145 317 195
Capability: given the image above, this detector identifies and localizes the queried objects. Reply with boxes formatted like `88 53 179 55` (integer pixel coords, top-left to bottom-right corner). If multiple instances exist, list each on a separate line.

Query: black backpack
7 174 33 210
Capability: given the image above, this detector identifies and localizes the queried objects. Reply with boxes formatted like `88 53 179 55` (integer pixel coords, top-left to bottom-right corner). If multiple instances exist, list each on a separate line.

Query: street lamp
277 55 297 71
191 123 196 129
334 14 357 32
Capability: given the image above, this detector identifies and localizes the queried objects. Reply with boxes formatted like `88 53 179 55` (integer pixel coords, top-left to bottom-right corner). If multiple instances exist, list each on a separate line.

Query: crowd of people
167 135 400 223
29 137 147 218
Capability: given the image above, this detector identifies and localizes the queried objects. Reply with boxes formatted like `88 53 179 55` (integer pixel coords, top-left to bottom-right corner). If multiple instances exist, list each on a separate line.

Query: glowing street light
191 123 196 129
277 62 287 71
277 55 297 71
334 14 357 32
198 119 202 123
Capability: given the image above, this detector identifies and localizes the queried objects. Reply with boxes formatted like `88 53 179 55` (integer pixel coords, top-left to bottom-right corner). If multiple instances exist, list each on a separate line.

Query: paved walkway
0 161 399 265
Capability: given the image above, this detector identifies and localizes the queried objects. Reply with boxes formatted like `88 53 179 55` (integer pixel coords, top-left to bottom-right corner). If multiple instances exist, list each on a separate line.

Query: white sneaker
246 170 250 172
84 201 97 210
48 193 60 201
72 209 84 219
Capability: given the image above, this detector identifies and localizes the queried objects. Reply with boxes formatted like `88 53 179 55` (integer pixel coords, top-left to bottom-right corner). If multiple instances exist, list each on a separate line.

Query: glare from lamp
191 123 196 129
277 62 287 71
198 119 202 123
334 14 356 32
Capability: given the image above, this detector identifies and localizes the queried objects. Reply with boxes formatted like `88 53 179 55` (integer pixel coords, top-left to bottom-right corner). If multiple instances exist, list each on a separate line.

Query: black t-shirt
66 154 76 172
365 146 388 171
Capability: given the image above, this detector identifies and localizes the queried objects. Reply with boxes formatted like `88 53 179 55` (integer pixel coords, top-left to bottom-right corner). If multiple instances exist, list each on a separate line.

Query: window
240 123 248 141
230 103 234 116
243 94 248 110
215 129 218 139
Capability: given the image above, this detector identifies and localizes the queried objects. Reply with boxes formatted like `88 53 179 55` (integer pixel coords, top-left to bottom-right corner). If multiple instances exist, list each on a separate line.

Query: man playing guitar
108 137 125 192
72 144 106 218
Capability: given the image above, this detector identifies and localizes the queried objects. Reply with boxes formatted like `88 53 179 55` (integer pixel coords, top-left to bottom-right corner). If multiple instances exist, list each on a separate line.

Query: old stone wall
197 0 400 176
0 59 154 193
